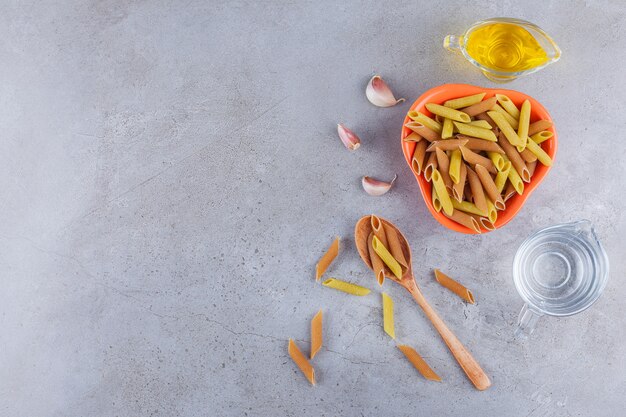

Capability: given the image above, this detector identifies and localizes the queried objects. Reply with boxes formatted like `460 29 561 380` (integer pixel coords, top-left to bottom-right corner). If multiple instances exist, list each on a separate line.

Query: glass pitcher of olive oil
444 18 561 82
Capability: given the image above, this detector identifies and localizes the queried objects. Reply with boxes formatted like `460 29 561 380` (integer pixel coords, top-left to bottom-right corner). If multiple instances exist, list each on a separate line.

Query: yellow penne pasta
367 232 385 286
405 122 440 142
310 310 323 359
459 146 497 174
452 161 467 202
525 137 553 166
288 339 315 385
453 122 497 141
383 223 409 272
382 292 395 339
432 185 442 212
441 117 454 139
372 236 403 280
528 119 553 136
475 164 505 210
487 151 505 171
435 148 453 192
466 166 488 215
444 92 486 109
443 209 481 233
411 140 428 175
467 119 493 129
434 269 475 304
474 112 496 128
322 278 371 296
517 100 531 146
398 345 441 382
431 169 453 216
423 152 438 181
507 164 525 195
492 104 519 129
425 138 468 152
495 161 512 193
449 149 462 184
407 111 442 133
488 111 522 146
531 130 554 144
460 96 497 117
495 94 521 119
425 103 471 123
402 132 422 142
451 199 486 216
315 237 339 281
486 199 498 221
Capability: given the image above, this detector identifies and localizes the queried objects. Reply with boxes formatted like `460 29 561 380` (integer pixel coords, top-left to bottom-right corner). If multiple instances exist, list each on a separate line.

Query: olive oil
464 23 549 72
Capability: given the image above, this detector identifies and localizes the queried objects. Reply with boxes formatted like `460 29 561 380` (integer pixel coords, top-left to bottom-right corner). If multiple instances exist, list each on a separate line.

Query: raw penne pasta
464 183 473 202
485 199 498 222
444 92 486 109
453 121 497 141
371 214 389 248
495 94 520 119
372 236 403 280
431 169 453 216
519 147 538 163
530 130 553 144
441 117 454 139
315 237 339 281
383 223 409 272
528 119 553 136
426 138 469 152
495 161 512 193
474 112 496 127
382 293 395 339
411 140 428 174
460 96 497 117
507 164 525 195
310 310 323 360
402 132 422 142
466 166 488 214
503 182 517 202
448 149 462 184
498 132 531 182
435 148 453 192
407 111 443 133
451 199 486 216
367 232 386 286
443 209 481 233
467 119 493 129
459 146 497 174
288 339 315 385
397 345 441 382
425 103 471 123
525 137 553 166
322 278 371 296
423 152 438 181
452 162 467 202
492 103 519 129
476 216 496 231
475 164 505 210
405 122 440 142
488 111 522 146
434 269 475 304
487 151 506 171
527 160 538 177
460 137 505 154
432 185 442 212
517 100 531 146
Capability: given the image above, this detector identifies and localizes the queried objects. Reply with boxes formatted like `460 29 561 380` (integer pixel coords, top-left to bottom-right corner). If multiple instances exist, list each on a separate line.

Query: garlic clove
362 174 397 196
337 124 361 151
366 75 405 107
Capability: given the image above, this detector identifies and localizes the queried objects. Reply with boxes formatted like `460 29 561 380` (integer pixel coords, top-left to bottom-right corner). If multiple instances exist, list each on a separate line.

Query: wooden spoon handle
408 283 491 390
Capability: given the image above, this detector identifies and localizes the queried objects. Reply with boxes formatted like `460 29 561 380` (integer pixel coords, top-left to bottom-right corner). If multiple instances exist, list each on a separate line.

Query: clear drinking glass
513 220 609 337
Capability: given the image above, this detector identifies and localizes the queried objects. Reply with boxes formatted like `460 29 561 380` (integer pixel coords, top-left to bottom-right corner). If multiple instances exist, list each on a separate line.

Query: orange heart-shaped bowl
401 84 557 234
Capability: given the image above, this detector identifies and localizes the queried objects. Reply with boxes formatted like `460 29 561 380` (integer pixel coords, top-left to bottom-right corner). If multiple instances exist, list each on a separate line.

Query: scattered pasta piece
310 310 323 360
371 236 403 280
397 345 441 382
322 278 371 296
288 339 315 385
434 269 475 304
382 293 395 339
315 237 339 281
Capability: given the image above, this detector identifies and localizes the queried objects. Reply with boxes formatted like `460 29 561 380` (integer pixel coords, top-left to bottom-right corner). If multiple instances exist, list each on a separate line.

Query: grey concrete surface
1 1 625 416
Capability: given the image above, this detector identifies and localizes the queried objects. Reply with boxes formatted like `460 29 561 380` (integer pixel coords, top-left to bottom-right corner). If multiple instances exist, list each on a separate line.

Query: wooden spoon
355 215 491 390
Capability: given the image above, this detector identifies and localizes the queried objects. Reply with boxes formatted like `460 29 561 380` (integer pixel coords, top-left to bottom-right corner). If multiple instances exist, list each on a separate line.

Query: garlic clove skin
337 124 361 151
366 75 405 107
362 174 397 196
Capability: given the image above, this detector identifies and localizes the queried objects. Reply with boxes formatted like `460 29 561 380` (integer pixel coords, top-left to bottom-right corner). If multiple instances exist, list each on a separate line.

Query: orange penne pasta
434 269 475 304
475 164 505 211
383 223 408 272
452 162 467 202
520 148 538 163
527 160 538 177
425 138 469 152
527 119 553 136
310 310 323 359
423 152 438 182
368 232 386 286
474 112 496 128
444 209 481 233
405 122 440 142
459 146 497 174
458 136 505 154
459 96 497 117
435 148 453 192
288 339 315 385
411 140 428 175
465 165 488 215
503 182 517 202
397 345 441 382
315 237 339 281
402 132 422 142
371 214 388 248
498 131 531 182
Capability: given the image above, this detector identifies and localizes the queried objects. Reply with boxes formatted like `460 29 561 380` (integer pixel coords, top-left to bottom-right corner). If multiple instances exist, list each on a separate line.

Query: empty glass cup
513 220 609 337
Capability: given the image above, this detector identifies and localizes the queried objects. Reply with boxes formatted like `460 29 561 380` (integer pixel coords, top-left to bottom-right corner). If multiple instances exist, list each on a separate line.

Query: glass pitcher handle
514 304 543 338
443 35 462 52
